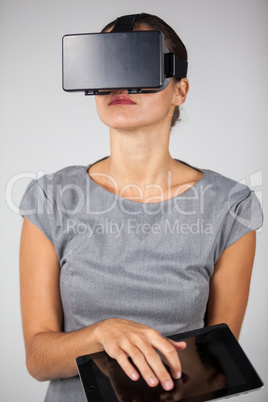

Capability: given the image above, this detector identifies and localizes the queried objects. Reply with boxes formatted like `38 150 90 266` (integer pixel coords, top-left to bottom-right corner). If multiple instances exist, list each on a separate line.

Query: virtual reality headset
62 14 188 95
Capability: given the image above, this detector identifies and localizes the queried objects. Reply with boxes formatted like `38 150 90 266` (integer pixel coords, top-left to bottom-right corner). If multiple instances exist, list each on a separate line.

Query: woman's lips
109 94 136 106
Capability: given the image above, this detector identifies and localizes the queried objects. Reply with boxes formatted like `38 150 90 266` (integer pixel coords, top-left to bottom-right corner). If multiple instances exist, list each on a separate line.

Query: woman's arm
20 218 185 390
206 230 256 339
19 217 101 381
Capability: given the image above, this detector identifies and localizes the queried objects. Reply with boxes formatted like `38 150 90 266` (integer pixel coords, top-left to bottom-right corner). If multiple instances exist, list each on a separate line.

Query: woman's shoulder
32 165 88 189
200 168 263 229
20 165 89 210
202 168 252 203
178 160 252 203
47 165 87 181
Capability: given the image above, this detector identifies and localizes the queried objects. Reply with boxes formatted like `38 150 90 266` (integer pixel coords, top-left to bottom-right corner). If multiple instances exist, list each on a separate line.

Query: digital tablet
76 324 263 401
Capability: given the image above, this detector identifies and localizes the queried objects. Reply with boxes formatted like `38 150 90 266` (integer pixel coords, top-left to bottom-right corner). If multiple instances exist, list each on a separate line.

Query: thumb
167 339 187 350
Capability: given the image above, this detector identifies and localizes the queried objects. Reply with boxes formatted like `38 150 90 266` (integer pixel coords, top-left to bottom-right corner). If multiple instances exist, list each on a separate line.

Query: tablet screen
76 324 263 402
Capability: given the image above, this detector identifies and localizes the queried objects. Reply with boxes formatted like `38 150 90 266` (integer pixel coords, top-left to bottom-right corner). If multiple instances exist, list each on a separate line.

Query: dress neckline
85 157 207 206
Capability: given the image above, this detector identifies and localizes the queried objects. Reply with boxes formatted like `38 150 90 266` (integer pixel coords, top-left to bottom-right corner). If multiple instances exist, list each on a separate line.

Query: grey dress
19 162 263 402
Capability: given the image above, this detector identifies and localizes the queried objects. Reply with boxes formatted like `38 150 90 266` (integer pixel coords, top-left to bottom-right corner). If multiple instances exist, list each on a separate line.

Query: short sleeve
19 178 56 244
221 187 263 252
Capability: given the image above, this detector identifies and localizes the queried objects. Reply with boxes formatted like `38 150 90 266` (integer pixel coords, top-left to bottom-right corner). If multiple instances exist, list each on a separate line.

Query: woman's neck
108 126 174 187
88 121 203 203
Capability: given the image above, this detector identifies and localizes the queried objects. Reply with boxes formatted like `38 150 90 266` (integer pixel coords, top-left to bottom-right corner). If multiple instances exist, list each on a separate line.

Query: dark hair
102 13 188 127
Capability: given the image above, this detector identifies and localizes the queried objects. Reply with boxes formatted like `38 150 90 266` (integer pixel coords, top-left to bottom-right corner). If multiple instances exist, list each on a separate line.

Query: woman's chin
98 115 137 129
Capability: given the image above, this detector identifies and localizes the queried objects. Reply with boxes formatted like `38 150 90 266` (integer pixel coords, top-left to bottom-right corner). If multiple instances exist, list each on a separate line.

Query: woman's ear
173 78 189 106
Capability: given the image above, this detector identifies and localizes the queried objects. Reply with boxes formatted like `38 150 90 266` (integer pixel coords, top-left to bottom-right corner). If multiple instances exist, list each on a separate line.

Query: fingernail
131 372 139 380
148 377 158 386
163 380 174 390
174 372 181 379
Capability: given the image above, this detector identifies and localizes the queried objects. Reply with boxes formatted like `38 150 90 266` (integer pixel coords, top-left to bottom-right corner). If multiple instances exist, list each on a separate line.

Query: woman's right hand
93 318 186 391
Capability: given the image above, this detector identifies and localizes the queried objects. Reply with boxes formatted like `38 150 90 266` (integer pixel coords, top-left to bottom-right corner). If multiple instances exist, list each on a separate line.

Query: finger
123 345 160 388
150 338 183 381
113 349 140 382
168 339 187 350
140 345 176 391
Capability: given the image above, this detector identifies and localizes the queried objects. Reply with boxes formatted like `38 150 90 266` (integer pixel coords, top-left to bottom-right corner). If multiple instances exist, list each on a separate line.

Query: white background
1 0 267 400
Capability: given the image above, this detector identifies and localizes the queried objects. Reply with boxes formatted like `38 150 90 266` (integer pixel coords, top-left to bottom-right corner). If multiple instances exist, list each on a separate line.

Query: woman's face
94 24 188 131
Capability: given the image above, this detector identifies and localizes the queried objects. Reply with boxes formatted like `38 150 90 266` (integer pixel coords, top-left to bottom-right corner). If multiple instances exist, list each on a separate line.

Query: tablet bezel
76 323 263 402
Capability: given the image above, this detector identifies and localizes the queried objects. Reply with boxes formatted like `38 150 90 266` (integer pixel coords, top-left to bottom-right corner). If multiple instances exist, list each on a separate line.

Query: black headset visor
62 30 187 95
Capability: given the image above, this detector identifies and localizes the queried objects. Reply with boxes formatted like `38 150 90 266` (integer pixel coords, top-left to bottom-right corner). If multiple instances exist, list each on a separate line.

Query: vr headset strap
175 57 188 78
165 53 188 78
111 14 139 33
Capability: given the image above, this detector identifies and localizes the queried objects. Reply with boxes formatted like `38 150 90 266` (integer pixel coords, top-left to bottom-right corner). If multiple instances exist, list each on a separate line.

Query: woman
19 13 263 401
